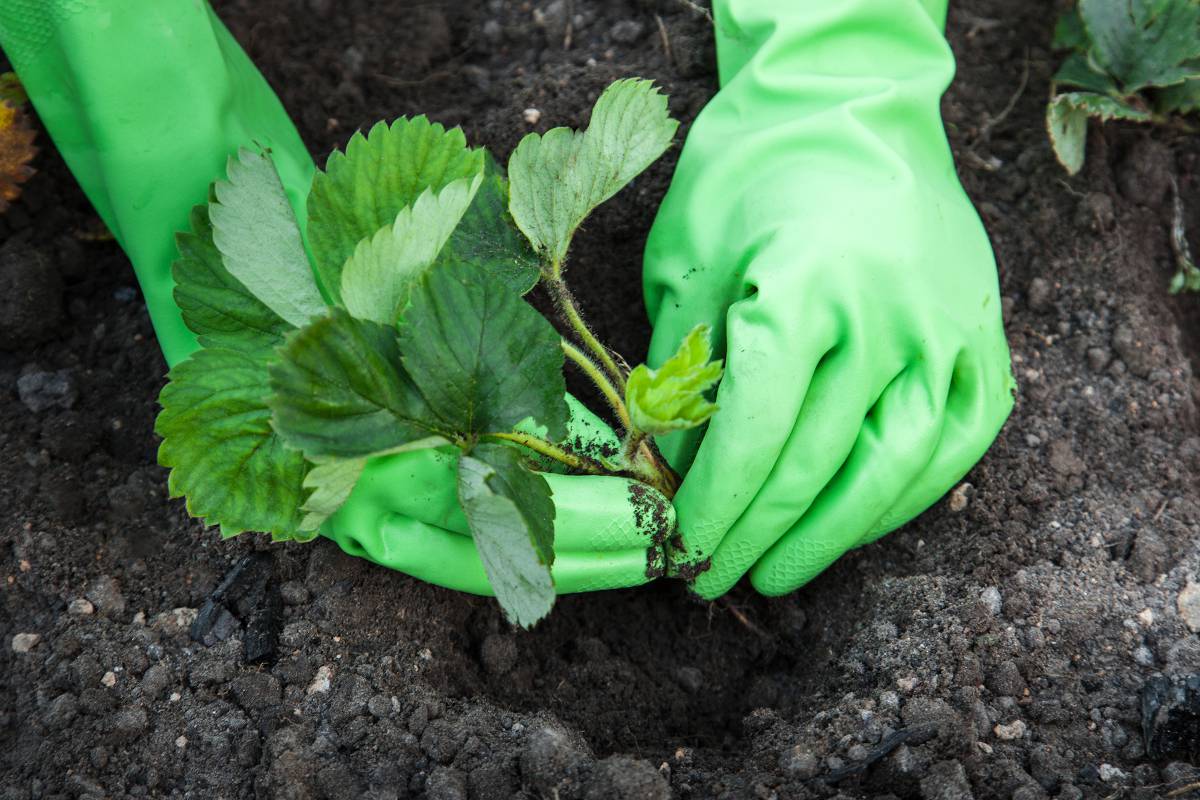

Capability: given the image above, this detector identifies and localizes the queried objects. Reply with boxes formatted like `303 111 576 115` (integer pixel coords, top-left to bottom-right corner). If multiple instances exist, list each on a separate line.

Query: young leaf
399 261 569 441
1046 92 1151 175
209 149 326 327
626 324 723 436
435 152 541 296
173 204 291 354
457 443 556 628
0 99 36 214
270 307 450 458
156 347 308 540
307 116 485 302
341 175 482 325
1079 0 1200 92
508 78 678 271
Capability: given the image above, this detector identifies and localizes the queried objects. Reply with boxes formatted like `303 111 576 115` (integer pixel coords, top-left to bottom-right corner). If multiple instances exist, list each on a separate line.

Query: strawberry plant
1046 0 1200 176
156 78 721 627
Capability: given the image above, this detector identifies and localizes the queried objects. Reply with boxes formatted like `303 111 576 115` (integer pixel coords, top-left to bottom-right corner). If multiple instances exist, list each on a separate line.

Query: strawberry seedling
156 79 721 627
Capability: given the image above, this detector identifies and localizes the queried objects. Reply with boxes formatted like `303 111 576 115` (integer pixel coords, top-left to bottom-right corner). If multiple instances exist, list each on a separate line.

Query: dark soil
4 1 1200 798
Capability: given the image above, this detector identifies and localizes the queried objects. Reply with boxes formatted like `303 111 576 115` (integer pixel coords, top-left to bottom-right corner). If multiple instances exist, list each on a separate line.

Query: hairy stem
482 432 605 475
544 277 627 392
562 339 631 430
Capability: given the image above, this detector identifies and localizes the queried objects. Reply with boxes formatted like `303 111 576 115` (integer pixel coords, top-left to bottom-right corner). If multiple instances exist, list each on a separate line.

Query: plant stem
621 431 681 499
562 340 631 430
543 277 627 392
482 432 605 475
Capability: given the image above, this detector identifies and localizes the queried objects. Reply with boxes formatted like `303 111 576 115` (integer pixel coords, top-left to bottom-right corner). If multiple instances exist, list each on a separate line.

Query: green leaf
172 204 291 354
508 78 678 271
626 324 723 436
270 307 448 458
1080 0 1200 92
307 116 485 303
399 261 569 440
457 443 555 628
436 151 541 296
1053 52 1120 94
1158 75 1200 113
298 437 452 532
209 148 326 328
156 347 308 540
1046 92 1152 174
1053 8 1089 51
341 175 482 325
299 457 367 534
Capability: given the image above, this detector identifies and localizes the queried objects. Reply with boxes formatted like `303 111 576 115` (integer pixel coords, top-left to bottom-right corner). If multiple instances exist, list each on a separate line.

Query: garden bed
3 0 1200 797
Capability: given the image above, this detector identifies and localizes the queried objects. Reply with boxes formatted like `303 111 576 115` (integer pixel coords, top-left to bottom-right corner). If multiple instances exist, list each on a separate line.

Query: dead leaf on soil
0 99 38 213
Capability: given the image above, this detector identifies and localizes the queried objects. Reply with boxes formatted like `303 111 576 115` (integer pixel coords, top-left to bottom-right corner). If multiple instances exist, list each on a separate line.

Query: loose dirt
4 1 1200 798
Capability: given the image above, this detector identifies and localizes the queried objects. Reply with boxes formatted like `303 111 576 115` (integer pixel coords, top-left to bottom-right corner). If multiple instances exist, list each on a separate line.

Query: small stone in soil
84 575 126 618
17 369 78 413
994 719 1027 740
1178 581 1200 632
67 598 94 615
12 632 41 653
307 665 333 695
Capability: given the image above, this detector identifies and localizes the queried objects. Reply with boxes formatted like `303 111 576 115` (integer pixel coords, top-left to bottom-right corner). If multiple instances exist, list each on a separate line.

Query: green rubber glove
0 0 670 595
644 0 1015 598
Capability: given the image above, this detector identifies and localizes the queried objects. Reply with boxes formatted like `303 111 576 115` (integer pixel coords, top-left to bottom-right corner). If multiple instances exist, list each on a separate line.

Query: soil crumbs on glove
4 1 1200 798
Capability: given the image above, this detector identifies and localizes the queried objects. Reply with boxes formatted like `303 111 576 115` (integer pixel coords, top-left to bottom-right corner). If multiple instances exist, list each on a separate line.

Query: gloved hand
644 0 1015 598
0 0 671 594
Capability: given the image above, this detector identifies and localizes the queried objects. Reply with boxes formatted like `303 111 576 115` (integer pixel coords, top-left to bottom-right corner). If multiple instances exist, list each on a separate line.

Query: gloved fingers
858 346 1015 545
748 360 950 596
688 342 899 599
669 284 841 569
324 514 652 596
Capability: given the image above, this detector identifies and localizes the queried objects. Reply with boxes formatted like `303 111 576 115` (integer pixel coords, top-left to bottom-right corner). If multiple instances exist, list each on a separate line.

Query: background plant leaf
1053 8 1089 51
173 203 291 354
1158 75 1200 113
209 149 326 327
0 99 36 214
1053 52 1121 94
435 151 541 295
307 116 485 302
341 176 481 325
1079 0 1200 92
156 347 308 540
626 324 723 436
270 307 449 458
399 261 568 441
457 443 555 628
1047 91 1152 175
508 78 678 270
